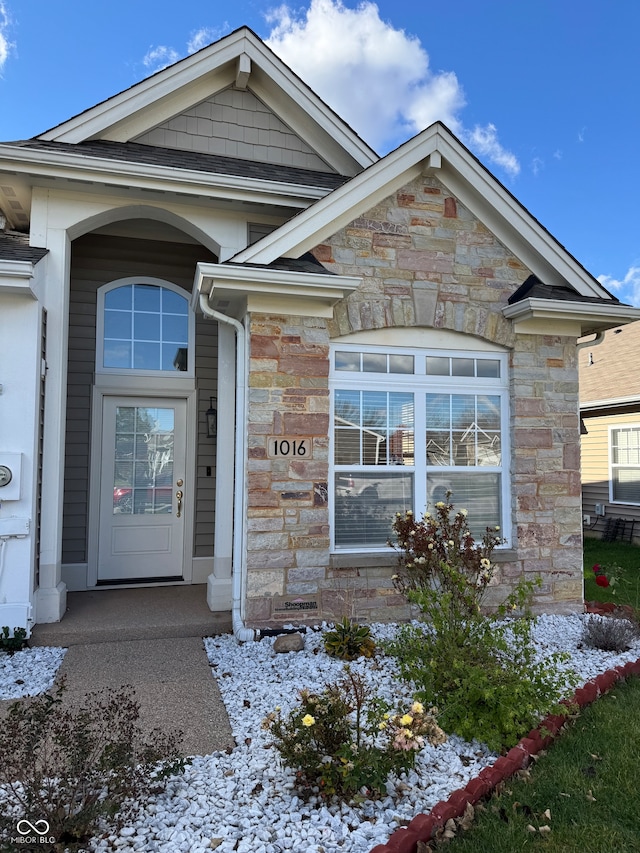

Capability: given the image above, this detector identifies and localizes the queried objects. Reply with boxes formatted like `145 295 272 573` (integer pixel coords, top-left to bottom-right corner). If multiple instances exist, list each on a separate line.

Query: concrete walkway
23 586 236 757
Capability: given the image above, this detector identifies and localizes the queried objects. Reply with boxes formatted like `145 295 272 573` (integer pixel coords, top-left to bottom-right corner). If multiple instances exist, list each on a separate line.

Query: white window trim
608 423 640 506
96 276 195 379
329 342 511 552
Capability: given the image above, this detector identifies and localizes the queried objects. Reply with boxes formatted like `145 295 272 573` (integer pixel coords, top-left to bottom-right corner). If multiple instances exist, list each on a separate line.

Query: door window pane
113 406 175 515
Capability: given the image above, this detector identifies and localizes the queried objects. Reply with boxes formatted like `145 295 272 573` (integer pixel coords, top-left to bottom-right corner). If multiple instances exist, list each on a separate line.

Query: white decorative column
207 320 235 610
31 191 70 622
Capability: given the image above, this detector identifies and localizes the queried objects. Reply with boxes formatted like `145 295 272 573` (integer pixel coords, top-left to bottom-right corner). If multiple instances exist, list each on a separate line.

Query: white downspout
199 294 255 642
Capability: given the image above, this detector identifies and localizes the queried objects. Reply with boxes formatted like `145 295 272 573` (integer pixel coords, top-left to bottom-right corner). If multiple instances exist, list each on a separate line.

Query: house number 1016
267 437 312 458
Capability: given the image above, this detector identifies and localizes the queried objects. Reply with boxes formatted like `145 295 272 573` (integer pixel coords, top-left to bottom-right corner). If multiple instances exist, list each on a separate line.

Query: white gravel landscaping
0 645 66 699
2 614 639 853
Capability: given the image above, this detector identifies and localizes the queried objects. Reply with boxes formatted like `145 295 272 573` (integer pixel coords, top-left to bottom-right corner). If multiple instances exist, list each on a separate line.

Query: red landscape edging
368 654 640 853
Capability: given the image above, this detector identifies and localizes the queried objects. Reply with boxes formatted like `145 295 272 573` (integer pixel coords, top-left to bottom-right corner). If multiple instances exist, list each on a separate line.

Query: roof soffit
36 28 377 177
235 123 615 303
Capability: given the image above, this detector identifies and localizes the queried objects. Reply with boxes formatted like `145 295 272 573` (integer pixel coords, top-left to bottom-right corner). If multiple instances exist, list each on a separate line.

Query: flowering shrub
385 495 576 752
593 563 611 588
262 666 445 800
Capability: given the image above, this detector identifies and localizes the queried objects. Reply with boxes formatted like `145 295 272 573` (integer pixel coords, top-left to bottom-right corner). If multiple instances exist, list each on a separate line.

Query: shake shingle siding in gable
134 87 333 172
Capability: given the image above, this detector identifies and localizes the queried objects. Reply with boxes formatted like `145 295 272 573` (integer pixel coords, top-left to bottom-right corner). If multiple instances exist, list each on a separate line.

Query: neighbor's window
98 280 191 374
331 345 509 550
610 426 640 504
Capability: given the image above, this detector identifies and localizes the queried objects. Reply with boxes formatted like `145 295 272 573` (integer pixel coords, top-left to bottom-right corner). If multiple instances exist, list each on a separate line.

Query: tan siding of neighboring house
581 409 640 543
62 232 218 565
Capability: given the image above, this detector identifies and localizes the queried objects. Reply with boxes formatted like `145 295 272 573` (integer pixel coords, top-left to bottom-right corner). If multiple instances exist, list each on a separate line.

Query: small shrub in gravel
0 679 187 852
386 495 577 752
582 613 639 652
262 666 445 801
323 617 376 660
0 626 28 654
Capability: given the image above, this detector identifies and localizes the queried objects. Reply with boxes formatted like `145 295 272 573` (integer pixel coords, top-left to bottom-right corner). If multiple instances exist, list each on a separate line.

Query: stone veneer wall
244 174 583 626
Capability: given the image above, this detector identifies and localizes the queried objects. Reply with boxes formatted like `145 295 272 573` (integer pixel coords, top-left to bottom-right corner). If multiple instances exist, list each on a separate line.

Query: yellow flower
379 722 387 730
400 714 413 726
301 714 315 727
383 712 391 719
411 701 424 714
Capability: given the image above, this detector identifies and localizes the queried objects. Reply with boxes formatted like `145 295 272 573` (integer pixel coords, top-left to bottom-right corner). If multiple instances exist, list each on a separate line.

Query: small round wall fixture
0 465 12 487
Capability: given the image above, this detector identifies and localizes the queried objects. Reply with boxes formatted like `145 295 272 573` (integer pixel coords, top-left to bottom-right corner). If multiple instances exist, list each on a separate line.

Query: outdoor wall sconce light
206 397 217 439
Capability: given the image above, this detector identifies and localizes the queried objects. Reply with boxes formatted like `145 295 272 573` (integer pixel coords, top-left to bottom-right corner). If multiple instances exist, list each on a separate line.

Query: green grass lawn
435 676 640 852
583 538 640 609
429 542 640 852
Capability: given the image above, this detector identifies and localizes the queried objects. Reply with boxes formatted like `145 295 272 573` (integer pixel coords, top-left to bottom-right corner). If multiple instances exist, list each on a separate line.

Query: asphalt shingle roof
509 274 621 306
4 139 349 191
0 231 48 263
579 320 640 406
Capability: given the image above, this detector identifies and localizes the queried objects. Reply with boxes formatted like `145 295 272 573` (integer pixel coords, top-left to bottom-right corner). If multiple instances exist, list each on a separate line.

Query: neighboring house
580 320 640 545
1 27 639 639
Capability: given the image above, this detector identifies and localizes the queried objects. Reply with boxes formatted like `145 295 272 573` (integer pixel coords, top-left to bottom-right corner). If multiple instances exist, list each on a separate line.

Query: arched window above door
97 278 194 377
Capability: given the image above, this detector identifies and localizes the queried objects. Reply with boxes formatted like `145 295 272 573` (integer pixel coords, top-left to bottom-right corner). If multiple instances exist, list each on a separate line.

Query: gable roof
37 27 377 177
233 121 616 303
579 320 640 409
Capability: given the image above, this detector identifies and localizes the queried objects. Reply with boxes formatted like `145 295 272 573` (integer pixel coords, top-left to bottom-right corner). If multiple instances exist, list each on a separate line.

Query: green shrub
323 617 376 660
0 626 28 654
262 666 445 801
0 679 188 851
385 496 576 752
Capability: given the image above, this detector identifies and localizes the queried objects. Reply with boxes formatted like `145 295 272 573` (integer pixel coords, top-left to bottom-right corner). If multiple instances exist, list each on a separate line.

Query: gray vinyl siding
62 233 218 564
133 86 332 172
581 409 640 543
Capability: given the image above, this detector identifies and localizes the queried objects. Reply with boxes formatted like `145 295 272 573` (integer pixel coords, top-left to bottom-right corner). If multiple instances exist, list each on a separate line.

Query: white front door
97 396 187 582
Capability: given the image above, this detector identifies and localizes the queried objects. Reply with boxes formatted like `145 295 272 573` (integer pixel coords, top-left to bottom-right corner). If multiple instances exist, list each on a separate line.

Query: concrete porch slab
30 584 232 646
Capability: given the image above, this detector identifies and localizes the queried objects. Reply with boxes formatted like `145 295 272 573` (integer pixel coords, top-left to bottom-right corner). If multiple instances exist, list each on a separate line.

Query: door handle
176 490 183 518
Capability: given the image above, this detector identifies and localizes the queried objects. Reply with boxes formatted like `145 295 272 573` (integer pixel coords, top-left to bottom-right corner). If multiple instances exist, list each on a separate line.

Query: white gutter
198 293 255 642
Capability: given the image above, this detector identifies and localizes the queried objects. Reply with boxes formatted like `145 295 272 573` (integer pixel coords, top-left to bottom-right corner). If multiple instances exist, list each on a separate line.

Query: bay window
331 344 509 550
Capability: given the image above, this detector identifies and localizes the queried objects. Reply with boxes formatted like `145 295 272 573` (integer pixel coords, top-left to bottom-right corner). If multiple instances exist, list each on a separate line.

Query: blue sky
1 0 639 305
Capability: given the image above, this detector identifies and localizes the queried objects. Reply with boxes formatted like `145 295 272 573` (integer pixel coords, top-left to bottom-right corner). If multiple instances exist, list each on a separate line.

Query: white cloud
531 156 543 177
598 266 640 307
0 3 13 73
187 27 222 54
143 45 181 73
460 124 520 177
265 0 518 175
